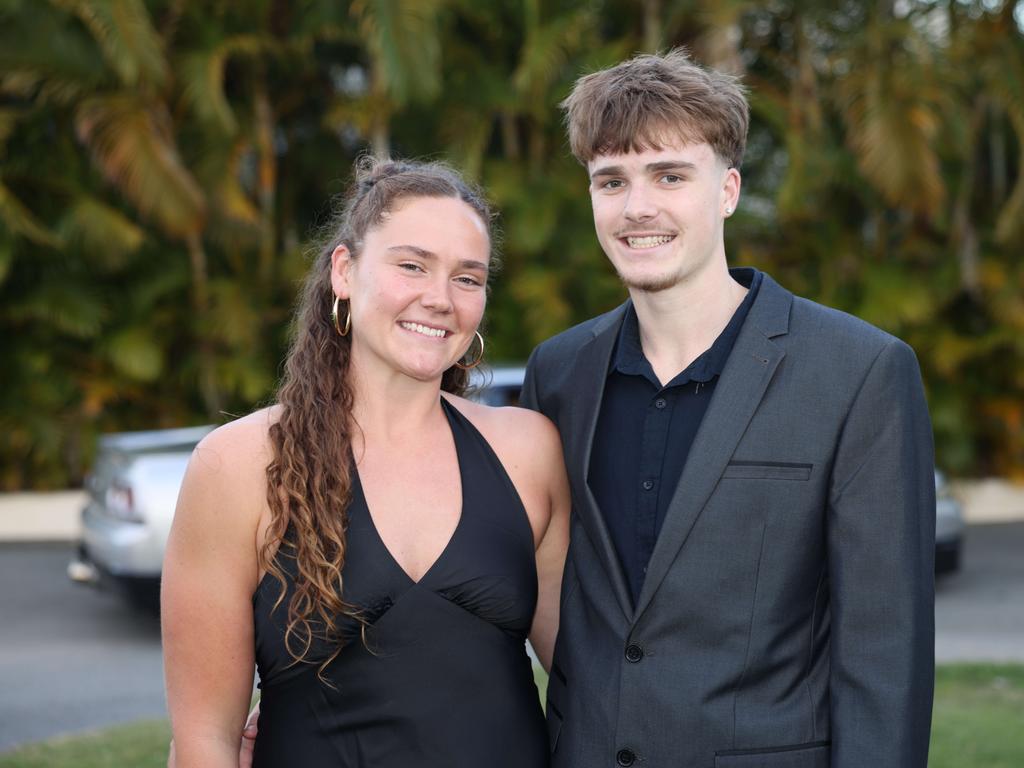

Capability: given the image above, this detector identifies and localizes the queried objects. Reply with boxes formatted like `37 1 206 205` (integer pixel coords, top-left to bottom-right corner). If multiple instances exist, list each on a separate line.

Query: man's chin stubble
618 270 683 294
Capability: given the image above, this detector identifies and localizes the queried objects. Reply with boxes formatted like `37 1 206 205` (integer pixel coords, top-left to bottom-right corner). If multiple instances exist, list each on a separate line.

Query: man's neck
629 262 748 386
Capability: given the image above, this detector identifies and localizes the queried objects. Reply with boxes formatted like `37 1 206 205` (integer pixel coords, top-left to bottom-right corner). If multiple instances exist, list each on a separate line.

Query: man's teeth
401 322 446 338
626 235 673 249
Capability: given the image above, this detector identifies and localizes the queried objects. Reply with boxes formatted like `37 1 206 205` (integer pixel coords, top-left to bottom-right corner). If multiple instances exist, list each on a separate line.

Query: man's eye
661 174 682 184
399 263 424 272
456 276 483 287
602 179 624 190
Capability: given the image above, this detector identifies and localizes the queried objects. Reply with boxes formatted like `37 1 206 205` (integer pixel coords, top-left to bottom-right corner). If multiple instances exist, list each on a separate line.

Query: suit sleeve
827 339 936 767
520 344 544 414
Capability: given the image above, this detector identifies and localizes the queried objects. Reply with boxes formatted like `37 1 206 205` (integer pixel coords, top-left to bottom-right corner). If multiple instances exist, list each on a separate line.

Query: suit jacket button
625 643 643 663
616 748 636 766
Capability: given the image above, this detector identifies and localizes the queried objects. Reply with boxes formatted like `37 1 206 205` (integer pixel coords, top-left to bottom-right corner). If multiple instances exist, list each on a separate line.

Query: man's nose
622 183 657 222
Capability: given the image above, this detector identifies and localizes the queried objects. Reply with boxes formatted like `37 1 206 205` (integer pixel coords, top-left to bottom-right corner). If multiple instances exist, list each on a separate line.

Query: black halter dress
252 399 548 767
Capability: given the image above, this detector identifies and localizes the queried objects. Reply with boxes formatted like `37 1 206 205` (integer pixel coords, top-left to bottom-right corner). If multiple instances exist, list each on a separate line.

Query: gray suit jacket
521 271 935 768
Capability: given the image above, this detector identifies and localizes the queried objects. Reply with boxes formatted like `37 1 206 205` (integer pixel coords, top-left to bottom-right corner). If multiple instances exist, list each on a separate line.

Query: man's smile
621 234 676 249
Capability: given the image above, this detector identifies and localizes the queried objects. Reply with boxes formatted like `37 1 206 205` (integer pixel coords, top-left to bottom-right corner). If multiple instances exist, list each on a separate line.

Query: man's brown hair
561 48 749 169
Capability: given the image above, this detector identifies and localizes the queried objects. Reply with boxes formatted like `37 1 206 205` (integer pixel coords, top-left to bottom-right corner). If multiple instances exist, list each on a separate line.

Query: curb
0 491 85 542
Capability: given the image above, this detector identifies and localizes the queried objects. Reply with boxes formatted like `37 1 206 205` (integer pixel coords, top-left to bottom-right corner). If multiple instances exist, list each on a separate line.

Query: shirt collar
610 268 763 387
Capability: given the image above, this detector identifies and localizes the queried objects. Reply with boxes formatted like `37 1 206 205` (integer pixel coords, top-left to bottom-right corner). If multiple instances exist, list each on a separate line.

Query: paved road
1 524 1022 753
935 520 1024 662
0 542 166 753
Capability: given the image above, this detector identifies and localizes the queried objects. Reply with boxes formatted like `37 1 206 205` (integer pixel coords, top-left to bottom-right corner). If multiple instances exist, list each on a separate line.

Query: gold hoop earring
454 331 484 370
331 296 351 336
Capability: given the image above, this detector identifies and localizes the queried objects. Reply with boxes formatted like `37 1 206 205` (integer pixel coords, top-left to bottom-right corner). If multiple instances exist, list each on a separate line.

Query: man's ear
722 166 741 216
330 244 354 300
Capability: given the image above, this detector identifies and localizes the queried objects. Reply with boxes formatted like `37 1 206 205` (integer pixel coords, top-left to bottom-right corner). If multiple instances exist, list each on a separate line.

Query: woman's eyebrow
388 245 488 272
388 244 435 258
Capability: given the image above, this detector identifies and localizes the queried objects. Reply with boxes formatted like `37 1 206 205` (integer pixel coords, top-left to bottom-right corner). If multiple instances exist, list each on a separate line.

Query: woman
162 158 570 767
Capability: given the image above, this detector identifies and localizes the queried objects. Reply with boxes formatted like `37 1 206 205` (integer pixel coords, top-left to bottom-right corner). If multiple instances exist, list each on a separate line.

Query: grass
0 720 171 768
929 663 1024 768
1 664 1020 767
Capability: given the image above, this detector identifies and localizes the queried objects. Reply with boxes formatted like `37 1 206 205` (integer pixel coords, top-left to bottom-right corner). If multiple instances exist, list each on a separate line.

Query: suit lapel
565 304 634 621
633 276 793 621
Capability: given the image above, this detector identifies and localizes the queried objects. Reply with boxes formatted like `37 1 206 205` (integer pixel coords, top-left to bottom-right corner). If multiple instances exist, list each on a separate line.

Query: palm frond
178 35 271 134
5 280 107 338
357 0 445 105
74 94 205 238
1 0 108 87
193 136 261 244
58 195 146 266
0 1 109 101
513 8 594 113
53 0 168 88
0 181 62 247
837 24 946 214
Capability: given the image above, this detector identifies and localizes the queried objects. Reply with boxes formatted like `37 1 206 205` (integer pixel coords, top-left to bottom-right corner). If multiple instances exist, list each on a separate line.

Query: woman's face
331 195 490 384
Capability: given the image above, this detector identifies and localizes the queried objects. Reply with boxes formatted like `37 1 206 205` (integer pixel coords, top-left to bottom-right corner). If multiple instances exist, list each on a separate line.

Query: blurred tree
0 0 1020 487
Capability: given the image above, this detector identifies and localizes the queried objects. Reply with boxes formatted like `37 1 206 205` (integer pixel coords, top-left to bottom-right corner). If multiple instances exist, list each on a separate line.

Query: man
519 49 935 767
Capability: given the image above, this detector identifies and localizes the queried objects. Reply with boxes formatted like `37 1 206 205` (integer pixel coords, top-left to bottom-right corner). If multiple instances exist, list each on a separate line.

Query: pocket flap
715 741 829 767
723 461 813 481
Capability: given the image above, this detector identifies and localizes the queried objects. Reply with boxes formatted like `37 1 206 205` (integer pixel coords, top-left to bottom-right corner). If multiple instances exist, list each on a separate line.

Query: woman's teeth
400 322 447 338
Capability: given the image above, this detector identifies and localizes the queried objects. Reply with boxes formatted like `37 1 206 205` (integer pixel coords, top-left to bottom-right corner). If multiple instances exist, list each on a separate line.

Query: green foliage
0 0 1021 488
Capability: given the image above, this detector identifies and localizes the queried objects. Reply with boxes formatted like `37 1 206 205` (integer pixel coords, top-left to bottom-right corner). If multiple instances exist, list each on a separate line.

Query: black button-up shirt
588 268 763 604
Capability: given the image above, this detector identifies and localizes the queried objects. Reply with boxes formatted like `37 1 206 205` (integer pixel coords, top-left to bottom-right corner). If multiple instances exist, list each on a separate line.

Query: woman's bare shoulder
182 405 282 514
193 405 280 466
442 394 561 467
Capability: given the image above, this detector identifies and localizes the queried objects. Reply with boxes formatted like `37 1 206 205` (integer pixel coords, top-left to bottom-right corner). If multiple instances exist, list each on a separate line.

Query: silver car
69 425 213 608
934 470 965 574
69 366 964 608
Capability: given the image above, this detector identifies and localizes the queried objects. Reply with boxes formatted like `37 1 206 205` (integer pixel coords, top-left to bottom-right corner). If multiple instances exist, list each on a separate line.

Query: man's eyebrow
646 160 696 173
590 160 697 179
387 245 488 272
590 165 624 179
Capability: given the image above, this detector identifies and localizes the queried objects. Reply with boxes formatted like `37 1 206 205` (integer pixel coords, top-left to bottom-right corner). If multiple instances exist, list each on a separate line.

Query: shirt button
654 397 667 409
625 643 644 663
641 479 654 491
617 748 636 766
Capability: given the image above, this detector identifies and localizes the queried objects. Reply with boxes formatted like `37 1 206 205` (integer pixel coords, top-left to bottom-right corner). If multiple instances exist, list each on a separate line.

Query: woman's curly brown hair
259 156 496 676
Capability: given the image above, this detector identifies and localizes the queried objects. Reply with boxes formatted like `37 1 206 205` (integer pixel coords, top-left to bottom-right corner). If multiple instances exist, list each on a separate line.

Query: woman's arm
526 416 570 673
162 419 268 768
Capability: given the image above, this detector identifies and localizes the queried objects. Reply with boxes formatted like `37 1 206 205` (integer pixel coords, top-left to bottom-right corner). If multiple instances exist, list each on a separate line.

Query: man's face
587 137 739 294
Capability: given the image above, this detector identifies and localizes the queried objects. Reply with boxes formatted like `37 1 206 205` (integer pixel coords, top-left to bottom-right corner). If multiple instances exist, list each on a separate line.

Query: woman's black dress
252 399 549 767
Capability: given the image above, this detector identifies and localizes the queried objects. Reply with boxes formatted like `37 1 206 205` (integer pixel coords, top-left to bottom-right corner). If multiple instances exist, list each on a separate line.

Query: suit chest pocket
722 461 813 481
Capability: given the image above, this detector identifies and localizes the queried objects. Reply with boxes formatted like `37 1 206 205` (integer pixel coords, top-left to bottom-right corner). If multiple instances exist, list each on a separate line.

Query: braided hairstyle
260 157 495 674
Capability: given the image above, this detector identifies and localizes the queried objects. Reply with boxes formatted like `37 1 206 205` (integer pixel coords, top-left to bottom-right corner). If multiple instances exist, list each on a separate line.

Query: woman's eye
456 276 483 287
399 262 424 273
